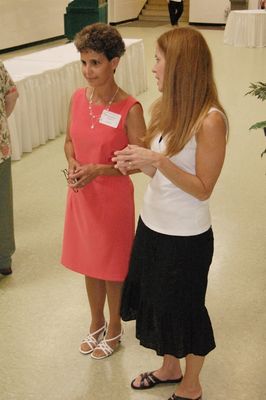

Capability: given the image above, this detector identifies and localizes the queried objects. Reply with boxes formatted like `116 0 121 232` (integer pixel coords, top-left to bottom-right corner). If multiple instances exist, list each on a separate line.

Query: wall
189 0 259 24
108 0 147 23
189 0 230 23
248 0 260 7
0 0 69 50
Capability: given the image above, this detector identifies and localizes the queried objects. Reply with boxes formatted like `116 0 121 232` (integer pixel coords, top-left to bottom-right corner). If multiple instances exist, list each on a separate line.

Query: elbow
196 189 212 201
194 180 214 201
197 193 210 201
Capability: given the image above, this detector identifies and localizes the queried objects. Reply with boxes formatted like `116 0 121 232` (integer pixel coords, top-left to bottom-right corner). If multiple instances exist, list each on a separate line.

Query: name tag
99 110 121 128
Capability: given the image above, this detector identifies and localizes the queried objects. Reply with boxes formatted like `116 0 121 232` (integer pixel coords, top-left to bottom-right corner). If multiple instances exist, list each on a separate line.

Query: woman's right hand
68 163 101 189
66 158 81 189
68 158 80 175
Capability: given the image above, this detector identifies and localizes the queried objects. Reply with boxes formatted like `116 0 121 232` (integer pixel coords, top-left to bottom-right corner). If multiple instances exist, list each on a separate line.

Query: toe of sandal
91 330 123 360
131 371 183 390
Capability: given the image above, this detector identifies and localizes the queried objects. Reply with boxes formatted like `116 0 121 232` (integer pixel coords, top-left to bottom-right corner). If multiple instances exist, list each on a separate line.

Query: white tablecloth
4 39 147 160
224 10 266 47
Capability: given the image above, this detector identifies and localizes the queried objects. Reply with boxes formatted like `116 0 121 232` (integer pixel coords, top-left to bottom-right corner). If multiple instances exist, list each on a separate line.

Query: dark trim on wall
189 22 226 26
0 35 67 54
110 17 139 26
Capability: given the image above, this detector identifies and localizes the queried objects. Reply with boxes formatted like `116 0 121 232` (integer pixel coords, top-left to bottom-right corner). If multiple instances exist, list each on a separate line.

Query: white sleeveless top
141 108 226 236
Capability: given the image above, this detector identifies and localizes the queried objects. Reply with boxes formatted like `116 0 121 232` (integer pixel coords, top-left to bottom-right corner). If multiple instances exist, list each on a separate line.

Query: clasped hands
67 163 99 190
65 145 161 191
112 144 161 175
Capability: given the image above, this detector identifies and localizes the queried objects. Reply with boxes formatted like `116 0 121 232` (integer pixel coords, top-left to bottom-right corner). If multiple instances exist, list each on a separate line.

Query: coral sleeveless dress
61 88 137 282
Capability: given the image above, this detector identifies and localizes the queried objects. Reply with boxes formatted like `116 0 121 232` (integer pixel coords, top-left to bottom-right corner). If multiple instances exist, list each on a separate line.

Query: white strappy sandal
90 329 124 360
79 322 107 355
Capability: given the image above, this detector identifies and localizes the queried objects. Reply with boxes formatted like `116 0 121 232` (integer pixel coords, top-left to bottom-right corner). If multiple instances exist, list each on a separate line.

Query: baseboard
110 18 139 26
0 35 67 54
189 22 226 26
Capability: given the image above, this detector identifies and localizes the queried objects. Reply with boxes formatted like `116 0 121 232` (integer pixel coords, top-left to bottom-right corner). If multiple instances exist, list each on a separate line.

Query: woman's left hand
68 164 99 188
112 145 162 171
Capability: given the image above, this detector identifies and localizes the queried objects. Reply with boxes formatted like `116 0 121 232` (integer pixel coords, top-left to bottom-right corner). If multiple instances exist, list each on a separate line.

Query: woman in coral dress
61 23 146 359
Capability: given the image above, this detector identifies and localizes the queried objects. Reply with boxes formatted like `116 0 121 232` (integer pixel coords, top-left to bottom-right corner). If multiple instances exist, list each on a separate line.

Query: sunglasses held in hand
61 169 79 192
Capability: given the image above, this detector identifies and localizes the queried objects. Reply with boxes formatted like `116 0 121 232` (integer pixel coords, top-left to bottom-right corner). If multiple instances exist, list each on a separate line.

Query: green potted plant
245 81 266 157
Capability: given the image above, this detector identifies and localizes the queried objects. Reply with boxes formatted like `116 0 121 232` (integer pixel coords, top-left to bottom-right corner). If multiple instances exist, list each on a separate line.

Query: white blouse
140 108 226 236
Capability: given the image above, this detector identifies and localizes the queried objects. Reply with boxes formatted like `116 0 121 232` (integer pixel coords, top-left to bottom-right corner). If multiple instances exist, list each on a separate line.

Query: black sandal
131 371 183 390
168 394 202 400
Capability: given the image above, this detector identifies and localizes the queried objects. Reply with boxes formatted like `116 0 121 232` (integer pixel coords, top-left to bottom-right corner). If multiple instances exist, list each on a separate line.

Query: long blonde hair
145 27 226 156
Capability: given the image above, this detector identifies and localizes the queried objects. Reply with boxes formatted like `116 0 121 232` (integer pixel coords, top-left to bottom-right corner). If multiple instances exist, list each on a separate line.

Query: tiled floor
0 23 265 400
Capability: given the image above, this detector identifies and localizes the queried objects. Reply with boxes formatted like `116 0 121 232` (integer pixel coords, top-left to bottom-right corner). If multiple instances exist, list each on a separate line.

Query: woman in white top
113 27 227 400
167 0 184 26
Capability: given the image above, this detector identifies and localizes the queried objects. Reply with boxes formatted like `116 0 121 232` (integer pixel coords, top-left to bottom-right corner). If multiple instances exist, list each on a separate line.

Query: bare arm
113 112 226 200
113 102 157 177
123 102 154 176
125 102 146 146
153 112 226 200
5 88 18 117
64 98 80 172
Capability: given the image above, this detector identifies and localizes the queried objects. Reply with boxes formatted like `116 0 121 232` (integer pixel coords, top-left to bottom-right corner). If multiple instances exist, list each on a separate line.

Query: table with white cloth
224 10 266 47
4 39 147 161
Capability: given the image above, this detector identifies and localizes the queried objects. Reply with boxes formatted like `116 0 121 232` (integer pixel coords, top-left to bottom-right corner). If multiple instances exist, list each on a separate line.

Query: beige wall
108 0 147 23
0 0 69 50
189 0 230 23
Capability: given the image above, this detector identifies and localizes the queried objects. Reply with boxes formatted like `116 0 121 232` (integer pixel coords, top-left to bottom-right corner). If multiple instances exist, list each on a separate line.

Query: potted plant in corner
246 81 266 157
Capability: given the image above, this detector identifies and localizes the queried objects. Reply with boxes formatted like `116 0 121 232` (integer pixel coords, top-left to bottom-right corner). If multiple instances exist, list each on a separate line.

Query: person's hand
112 144 162 171
68 159 80 176
64 159 81 191
116 165 128 176
68 163 99 189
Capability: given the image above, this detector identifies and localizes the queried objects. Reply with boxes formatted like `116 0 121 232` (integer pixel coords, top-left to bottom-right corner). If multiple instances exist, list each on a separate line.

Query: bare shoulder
117 88 144 121
126 102 145 130
202 110 226 132
125 96 146 143
128 101 143 115
197 111 227 143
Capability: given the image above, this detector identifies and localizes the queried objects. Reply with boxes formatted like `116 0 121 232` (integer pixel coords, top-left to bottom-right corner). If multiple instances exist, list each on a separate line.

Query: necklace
88 86 120 129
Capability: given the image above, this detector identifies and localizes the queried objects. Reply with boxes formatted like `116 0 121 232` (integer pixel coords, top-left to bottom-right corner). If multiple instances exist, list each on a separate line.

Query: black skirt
121 218 216 358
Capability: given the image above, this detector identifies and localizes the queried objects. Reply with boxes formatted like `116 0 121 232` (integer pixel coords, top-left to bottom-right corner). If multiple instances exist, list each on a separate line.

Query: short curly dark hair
74 23 125 60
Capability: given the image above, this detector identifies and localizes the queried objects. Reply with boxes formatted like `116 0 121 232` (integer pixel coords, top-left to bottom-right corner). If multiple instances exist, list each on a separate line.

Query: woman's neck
89 82 119 105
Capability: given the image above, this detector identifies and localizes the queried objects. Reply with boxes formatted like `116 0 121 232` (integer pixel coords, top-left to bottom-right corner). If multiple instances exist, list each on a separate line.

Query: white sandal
90 329 124 360
79 322 107 355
